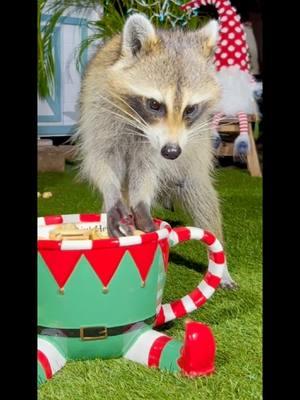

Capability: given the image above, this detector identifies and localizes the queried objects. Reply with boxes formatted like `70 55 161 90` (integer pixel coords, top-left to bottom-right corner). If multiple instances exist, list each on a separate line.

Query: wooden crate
38 146 65 172
216 115 262 177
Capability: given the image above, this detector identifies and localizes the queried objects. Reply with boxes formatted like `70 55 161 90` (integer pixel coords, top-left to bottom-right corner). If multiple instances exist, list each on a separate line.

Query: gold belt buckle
80 326 108 341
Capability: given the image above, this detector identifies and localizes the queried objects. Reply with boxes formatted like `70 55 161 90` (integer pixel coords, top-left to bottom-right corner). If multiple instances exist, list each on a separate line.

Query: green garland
38 1 212 98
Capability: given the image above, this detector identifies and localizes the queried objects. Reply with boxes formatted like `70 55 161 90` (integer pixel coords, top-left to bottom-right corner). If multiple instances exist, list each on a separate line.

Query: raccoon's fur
75 14 236 288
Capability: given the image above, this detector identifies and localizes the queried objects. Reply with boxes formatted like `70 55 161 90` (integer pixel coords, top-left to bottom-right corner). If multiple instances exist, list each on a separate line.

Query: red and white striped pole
155 226 225 327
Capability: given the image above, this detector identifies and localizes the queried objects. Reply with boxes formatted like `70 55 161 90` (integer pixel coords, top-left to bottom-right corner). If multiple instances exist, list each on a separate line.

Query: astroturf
38 165 262 400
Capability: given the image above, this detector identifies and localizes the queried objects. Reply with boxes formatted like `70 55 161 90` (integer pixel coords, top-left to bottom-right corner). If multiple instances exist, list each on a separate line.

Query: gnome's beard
215 66 258 116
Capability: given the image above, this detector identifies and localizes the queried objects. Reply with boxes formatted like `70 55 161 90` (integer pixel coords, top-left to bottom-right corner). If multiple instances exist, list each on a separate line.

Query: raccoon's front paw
220 266 238 290
220 275 239 290
107 200 135 237
132 201 157 233
220 280 239 290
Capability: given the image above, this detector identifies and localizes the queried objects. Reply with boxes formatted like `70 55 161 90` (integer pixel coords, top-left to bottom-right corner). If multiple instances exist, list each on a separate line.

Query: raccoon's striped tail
37 337 66 386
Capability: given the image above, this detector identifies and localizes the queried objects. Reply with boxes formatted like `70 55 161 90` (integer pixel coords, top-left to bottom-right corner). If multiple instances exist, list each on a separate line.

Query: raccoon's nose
161 143 182 160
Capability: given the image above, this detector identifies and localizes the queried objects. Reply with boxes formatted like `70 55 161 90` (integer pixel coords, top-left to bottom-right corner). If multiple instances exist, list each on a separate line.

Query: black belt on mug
38 315 156 341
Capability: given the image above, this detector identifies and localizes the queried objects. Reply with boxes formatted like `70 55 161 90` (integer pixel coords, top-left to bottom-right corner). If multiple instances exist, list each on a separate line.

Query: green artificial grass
38 166 262 400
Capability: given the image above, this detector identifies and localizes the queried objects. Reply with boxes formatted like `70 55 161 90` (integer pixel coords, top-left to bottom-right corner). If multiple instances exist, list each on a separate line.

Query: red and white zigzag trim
38 215 225 322
38 214 172 251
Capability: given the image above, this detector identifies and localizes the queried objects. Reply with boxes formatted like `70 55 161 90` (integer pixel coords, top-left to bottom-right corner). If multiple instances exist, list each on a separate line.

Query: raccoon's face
112 14 221 160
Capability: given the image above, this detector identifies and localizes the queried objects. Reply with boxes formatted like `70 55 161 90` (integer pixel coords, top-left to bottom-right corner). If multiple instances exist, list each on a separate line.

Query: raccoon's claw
220 275 239 290
132 201 157 233
220 265 238 290
220 280 239 290
107 200 135 237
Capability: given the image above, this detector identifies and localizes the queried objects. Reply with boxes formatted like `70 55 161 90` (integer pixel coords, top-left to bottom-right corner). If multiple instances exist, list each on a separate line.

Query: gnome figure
181 0 258 160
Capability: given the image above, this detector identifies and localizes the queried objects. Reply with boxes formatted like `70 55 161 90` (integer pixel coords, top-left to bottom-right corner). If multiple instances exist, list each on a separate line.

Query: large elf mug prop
37 214 225 385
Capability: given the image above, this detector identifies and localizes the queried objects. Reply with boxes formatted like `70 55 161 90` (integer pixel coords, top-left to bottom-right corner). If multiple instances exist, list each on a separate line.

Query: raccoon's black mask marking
183 103 208 127
125 96 166 124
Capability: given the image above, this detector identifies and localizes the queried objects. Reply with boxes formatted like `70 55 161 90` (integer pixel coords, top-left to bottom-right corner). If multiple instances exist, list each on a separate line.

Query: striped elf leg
123 321 215 376
233 112 250 161
37 337 66 386
212 113 223 150
124 226 225 376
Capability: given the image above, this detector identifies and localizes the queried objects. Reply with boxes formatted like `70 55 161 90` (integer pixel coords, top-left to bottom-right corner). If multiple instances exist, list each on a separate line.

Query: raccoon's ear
198 19 219 58
122 14 158 57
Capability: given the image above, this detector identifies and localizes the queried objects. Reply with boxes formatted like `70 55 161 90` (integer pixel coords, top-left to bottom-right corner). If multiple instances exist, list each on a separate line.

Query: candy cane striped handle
154 227 225 327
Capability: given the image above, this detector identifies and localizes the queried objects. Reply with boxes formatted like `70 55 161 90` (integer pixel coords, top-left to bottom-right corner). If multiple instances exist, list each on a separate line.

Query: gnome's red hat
181 0 250 73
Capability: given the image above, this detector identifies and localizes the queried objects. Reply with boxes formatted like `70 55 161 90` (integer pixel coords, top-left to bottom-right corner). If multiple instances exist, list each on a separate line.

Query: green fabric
38 328 142 361
158 339 182 373
37 361 47 386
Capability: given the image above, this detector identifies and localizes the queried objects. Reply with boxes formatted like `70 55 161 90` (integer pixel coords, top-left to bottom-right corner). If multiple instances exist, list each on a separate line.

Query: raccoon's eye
184 104 198 117
148 99 161 111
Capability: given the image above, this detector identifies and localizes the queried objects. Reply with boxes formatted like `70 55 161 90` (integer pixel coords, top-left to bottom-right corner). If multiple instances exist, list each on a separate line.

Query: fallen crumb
133 230 145 235
55 223 78 231
42 192 53 199
90 227 109 240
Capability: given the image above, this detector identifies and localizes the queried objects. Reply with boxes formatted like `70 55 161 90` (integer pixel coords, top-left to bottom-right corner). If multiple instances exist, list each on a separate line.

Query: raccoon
75 14 236 288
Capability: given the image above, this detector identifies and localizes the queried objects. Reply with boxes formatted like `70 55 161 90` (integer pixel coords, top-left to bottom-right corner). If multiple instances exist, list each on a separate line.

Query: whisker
109 90 151 131
97 92 148 131
95 105 147 133
187 119 243 139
